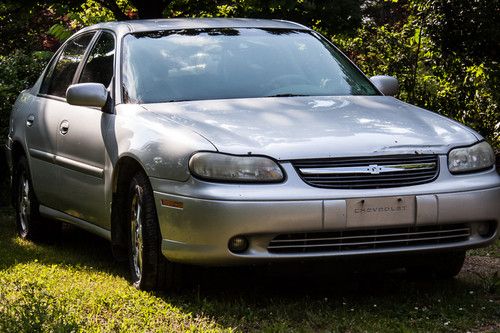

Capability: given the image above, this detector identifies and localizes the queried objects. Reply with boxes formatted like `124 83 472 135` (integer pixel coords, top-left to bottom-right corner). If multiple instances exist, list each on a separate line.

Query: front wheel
127 171 182 291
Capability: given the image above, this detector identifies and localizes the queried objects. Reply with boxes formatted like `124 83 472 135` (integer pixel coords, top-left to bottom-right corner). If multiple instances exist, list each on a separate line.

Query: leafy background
1 0 499 205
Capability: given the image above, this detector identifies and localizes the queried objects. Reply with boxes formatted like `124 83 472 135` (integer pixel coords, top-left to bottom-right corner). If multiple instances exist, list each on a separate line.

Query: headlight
448 141 495 173
189 152 284 183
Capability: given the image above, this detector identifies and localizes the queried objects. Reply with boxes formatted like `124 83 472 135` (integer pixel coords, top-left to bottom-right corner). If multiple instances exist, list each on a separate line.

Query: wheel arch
10 140 26 161
9 140 27 207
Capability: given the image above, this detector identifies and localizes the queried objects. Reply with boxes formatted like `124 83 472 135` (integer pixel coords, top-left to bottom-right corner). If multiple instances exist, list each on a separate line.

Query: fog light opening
477 222 491 237
228 236 249 253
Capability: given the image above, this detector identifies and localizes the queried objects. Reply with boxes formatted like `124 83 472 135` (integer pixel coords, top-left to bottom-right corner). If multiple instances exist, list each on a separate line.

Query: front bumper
152 161 500 265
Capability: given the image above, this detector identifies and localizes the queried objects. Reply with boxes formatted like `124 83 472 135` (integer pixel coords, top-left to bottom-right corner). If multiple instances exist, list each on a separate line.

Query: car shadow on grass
0 207 127 276
159 259 498 332
174 259 473 299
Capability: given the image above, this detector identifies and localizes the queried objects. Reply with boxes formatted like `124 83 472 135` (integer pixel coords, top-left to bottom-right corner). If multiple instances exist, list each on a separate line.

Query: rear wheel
405 251 466 279
14 156 58 240
127 171 182 291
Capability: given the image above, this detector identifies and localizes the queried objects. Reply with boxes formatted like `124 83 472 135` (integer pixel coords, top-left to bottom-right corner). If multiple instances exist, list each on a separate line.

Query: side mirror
66 83 108 108
370 75 399 96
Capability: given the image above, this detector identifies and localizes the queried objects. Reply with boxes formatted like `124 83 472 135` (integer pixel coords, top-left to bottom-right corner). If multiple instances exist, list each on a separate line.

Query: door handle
26 115 35 127
60 120 69 135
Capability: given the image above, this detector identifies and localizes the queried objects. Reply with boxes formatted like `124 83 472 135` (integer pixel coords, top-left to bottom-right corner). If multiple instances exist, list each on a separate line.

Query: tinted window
122 28 378 104
80 32 115 87
40 33 94 98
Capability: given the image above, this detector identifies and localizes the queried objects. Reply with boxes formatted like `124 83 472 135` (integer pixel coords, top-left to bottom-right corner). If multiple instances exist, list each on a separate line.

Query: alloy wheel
18 173 30 237
130 187 143 280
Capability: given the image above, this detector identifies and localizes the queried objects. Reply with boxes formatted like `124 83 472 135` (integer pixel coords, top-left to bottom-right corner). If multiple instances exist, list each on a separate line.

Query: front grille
268 224 470 254
292 154 439 189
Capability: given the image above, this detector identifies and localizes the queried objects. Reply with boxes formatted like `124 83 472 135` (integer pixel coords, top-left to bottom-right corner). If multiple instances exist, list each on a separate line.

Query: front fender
110 104 217 181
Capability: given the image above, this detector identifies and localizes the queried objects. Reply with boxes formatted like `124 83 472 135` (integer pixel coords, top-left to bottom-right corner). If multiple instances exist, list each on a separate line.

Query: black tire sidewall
126 171 164 290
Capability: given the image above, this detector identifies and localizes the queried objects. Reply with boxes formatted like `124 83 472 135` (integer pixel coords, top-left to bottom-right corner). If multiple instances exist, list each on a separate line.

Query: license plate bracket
346 196 415 228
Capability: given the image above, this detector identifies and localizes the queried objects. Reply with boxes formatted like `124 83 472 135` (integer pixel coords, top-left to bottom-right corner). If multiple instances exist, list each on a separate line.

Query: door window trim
74 29 117 102
37 31 98 101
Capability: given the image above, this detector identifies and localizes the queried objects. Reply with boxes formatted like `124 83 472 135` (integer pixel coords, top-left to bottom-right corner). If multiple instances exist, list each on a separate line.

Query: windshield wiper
165 99 192 103
163 94 310 102
265 93 310 97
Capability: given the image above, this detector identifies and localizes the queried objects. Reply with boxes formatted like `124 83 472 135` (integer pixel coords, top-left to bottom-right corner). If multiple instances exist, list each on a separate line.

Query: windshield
122 28 379 103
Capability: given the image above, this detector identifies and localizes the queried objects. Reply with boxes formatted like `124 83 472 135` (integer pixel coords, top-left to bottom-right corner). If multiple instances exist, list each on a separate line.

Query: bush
0 50 52 138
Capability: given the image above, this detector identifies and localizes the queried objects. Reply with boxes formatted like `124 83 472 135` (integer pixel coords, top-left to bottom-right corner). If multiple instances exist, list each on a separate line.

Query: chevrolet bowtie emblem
368 164 382 174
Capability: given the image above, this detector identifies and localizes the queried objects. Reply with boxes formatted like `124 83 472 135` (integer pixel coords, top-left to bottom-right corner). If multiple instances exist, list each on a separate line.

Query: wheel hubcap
18 173 30 235
130 187 143 280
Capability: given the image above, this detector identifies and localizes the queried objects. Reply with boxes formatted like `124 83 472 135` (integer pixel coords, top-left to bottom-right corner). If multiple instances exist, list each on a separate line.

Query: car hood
141 96 479 160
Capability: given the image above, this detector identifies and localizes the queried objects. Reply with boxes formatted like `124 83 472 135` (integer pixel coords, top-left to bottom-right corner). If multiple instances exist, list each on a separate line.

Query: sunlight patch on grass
0 263 229 332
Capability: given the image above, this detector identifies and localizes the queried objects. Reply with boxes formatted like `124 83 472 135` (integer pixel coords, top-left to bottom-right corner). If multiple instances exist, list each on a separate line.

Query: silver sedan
6 18 499 290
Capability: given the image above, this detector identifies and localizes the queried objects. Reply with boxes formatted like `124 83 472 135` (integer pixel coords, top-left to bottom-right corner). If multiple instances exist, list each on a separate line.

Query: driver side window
79 31 115 87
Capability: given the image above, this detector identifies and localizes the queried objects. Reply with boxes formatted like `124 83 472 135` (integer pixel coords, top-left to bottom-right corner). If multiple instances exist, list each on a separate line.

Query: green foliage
47 0 134 42
0 50 53 138
0 3 58 56
166 0 363 35
48 23 74 42
78 0 117 25
424 0 499 63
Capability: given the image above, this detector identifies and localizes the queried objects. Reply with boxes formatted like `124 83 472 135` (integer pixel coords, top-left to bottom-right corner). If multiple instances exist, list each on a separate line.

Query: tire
127 170 182 291
14 156 59 241
405 251 466 279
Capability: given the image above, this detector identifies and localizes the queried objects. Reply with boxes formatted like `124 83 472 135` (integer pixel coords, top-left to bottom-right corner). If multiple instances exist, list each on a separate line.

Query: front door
55 31 116 227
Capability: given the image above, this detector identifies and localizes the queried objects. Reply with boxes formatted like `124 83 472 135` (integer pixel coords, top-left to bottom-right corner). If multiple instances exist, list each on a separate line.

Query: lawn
0 206 498 332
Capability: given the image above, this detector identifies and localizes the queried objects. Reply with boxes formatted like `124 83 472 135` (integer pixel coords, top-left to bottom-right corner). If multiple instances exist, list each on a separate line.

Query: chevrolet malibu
6 18 499 290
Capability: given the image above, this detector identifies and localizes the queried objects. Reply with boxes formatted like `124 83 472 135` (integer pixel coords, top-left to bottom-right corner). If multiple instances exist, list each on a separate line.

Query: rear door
55 31 116 227
27 32 95 209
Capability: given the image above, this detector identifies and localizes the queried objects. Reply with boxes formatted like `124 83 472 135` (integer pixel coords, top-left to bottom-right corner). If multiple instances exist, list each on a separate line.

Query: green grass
0 207 499 332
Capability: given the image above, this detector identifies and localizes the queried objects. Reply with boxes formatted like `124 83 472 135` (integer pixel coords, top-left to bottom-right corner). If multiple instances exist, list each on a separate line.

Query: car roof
78 18 310 36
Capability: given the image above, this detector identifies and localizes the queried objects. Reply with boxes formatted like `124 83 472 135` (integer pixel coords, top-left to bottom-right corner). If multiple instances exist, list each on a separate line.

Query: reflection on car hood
141 96 479 160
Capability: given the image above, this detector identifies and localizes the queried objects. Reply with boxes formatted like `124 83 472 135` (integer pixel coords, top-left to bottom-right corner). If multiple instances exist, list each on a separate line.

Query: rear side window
40 33 94 98
80 32 115 87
